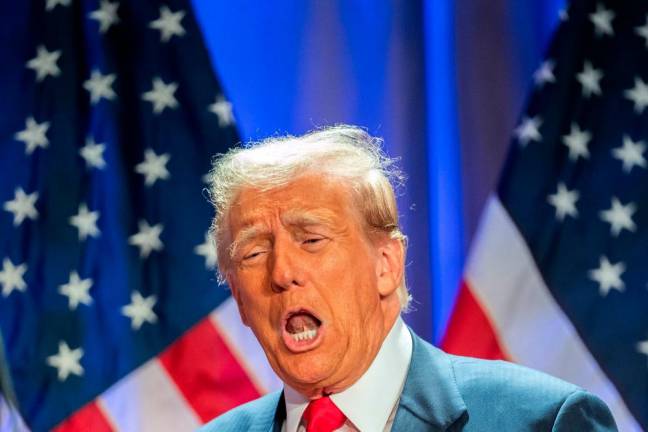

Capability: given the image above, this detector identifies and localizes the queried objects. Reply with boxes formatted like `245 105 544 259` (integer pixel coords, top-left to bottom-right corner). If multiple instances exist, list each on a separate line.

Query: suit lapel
392 330 467 431
270 392 286 432
239 390 285 432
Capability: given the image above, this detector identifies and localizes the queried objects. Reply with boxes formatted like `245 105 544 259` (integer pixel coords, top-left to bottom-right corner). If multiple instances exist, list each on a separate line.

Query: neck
302 306 401 398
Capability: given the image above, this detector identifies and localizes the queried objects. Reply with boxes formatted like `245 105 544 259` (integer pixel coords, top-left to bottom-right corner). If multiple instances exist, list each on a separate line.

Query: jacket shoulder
449 354 579 401
198 391 282 432
447 354 616 430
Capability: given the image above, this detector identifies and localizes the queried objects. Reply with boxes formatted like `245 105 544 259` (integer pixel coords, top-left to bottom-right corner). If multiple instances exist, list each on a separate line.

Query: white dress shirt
282 316 413 432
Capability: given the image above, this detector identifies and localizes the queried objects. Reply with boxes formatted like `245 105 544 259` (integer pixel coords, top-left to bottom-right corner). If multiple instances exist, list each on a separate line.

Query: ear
227 274 250 326
375 237 405 298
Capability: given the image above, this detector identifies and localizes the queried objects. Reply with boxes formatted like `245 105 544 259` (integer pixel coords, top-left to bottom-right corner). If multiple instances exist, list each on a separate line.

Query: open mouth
282 309 323 352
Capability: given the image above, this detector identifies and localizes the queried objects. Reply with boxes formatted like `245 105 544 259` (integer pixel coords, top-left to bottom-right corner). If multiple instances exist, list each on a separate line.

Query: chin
279 353 338 390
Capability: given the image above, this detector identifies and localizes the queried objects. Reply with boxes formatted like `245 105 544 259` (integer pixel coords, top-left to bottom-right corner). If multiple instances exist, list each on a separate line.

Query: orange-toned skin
225 175 404 399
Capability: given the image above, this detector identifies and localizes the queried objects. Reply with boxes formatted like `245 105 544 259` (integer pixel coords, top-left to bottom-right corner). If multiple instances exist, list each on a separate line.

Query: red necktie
301 396 347 432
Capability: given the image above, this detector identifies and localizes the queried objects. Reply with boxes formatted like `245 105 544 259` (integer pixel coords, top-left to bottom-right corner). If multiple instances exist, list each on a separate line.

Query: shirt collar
284 316 413 432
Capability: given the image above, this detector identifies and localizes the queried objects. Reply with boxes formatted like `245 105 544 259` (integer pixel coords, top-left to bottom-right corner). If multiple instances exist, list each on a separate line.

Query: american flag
0 1 280 430
442 0 647 430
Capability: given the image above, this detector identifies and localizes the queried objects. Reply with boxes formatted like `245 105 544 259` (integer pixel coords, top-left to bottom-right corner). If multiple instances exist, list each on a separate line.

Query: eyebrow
281 209 338 228
229 225 268 259
228 209 338 259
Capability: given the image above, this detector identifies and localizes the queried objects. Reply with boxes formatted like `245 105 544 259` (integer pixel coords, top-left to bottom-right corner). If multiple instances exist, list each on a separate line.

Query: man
200 125 617 431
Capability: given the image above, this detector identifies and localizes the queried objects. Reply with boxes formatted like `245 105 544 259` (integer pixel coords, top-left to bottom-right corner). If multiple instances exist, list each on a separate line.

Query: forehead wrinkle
227 189 349 258
281 208 339 229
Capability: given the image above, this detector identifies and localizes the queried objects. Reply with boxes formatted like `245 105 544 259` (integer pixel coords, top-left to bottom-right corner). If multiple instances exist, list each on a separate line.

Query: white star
59 271 93 310
3 188 38 226
588 256 625 296
69 203 100 241
547 183 579 221
0 258 27 297
577 61 603 97
599 197 636 236
83 70 116 104
121 291 158 330
142 77 178 114
637 340 648 362
14 116 50 155
149 6 186 42
612 135 646 173
208 95 235 126
79 137 106 169
533 60 556 87
46 341 84 381
129 220 164 258
562 123 591 161
89 0 119 33
636 16 648 48
194 232 216 269
589 3 614 37
624 77 648 114
135 148 170 186
513 116 542 147
46 0 71 11
26 45 61 82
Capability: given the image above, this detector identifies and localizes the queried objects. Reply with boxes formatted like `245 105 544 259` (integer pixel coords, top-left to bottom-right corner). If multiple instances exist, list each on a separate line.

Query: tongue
286 313 319 334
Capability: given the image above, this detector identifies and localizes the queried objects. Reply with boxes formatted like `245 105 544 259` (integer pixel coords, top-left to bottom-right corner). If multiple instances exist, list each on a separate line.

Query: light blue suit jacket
199 330 617 431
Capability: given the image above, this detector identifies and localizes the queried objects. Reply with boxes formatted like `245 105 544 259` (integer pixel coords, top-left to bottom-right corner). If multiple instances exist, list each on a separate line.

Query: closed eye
301 236 329 251
242 249 267 262
244 251 263 259
303 238 323 244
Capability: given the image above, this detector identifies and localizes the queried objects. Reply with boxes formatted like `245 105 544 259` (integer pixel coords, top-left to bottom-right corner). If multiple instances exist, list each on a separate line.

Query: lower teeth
291 329 317 341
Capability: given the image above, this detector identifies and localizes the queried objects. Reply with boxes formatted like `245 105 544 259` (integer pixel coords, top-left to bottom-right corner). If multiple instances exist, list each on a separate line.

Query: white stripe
0 395 29 432
210 297 282 394
464 196 641 432
99 359 201 432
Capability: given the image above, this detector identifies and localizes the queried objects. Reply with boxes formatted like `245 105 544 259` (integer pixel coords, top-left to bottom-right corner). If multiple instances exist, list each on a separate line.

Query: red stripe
159 316 261 422
441 280 510 360
53 401 114 432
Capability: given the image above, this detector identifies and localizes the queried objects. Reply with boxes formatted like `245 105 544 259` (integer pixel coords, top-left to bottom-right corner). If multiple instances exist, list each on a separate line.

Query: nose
269 238 305 292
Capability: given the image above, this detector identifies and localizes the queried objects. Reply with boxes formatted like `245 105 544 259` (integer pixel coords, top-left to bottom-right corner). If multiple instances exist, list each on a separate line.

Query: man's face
225 175 403 397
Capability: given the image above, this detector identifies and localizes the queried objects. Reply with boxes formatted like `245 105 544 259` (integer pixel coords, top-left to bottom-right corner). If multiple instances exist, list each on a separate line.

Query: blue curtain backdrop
191 0 566 343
